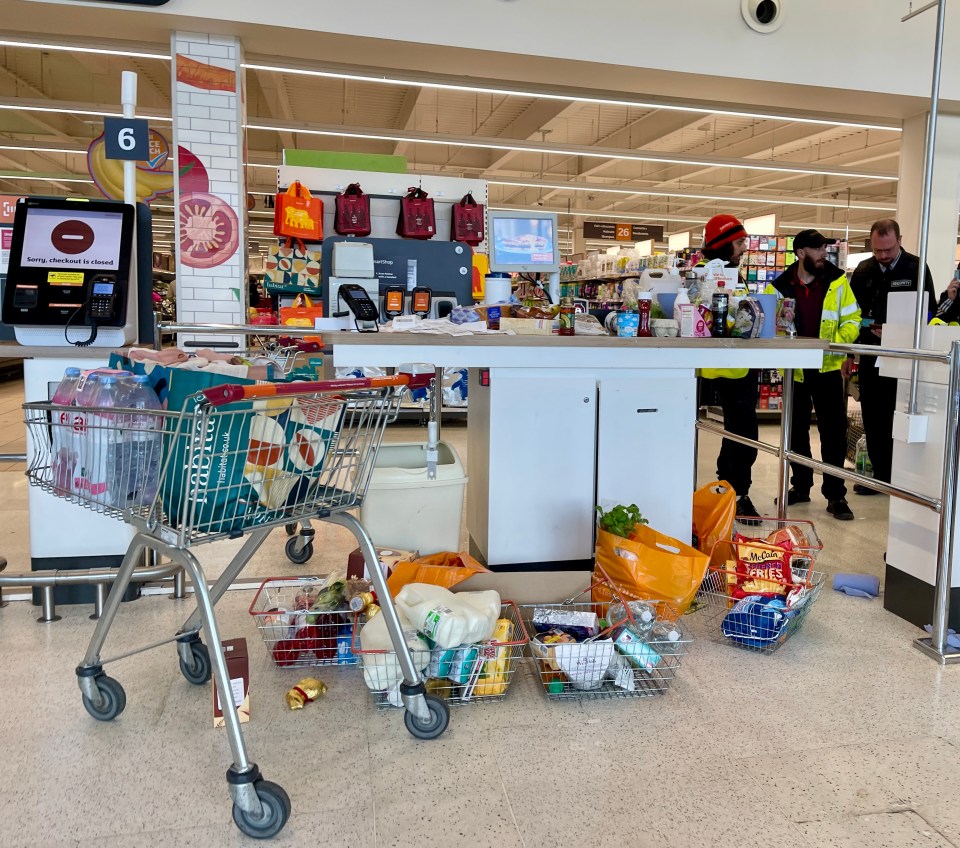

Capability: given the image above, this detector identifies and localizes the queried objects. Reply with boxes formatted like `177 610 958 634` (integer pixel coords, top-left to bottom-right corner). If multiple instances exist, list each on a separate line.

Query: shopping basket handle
200 372 434 406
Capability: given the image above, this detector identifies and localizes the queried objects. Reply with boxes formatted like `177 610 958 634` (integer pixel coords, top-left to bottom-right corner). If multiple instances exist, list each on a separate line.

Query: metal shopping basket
23 367 451 840
519 567 691 701
249 576 365 668
355 601 528 713
696 528 826 655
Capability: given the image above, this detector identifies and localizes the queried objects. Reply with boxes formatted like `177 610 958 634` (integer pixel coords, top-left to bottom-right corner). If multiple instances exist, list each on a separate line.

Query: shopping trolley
23 367 450 840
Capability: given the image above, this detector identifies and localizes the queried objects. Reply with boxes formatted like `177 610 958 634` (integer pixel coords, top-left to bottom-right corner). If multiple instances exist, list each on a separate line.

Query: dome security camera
741 0 784 33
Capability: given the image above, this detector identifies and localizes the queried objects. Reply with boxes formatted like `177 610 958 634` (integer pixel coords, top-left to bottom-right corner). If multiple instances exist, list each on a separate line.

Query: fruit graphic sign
88 129 176 203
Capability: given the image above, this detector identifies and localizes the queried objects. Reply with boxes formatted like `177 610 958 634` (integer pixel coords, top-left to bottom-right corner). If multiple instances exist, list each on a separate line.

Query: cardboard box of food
500 317 554 336
213 638 250 728
347 546 419 581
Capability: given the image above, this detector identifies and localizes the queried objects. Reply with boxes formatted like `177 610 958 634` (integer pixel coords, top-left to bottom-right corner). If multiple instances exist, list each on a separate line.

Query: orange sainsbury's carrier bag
386 551 491 597
593 524 709 613
692 481 736 555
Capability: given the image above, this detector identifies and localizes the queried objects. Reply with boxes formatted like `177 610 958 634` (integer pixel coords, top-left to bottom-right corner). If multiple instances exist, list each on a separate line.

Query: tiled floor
0 379 956 848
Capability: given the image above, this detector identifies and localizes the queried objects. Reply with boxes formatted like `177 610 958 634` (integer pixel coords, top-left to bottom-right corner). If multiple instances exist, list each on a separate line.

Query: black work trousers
790 368 848 501
713 371 759 498
857 355 897 484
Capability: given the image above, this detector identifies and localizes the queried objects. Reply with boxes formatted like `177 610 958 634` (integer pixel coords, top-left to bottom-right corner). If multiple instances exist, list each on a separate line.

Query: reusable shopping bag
396 186 436 240
334 182 372 236
278 292 324 327
593 524 709 613
692 481 737 555
161 369 343 536
264 240 322 296
451 192 484 245
274 181 323 242
387 551 491 597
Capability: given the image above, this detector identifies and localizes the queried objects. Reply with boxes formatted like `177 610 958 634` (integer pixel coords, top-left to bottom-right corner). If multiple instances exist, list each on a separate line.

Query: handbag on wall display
334 183 372 236
396 186 436 240
263 239 322 295
451 192 485 245
274 181 324 242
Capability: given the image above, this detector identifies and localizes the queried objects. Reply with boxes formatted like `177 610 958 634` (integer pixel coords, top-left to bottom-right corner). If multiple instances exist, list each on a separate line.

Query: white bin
360 441 467 555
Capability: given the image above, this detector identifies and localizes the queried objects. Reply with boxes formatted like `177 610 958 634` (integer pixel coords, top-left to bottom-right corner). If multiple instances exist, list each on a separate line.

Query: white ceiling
0 36 906 256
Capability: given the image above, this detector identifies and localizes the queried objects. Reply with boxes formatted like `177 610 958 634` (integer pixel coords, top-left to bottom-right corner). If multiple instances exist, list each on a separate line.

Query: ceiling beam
393 86 426 157
482 99 576 173
251 70 296 152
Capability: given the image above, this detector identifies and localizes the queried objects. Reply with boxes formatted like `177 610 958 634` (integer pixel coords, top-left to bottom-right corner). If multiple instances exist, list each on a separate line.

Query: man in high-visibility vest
698 214 759 520
765 229 861 521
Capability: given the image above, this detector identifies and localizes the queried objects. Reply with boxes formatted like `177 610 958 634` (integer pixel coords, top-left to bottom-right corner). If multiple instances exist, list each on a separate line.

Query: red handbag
274 181 323 242
451 192 485 245
334 182 371 236
396 186 436 240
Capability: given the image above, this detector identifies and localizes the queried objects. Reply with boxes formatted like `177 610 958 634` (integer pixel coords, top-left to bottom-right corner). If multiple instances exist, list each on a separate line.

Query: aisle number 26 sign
615 224 633 241
103 117 150 161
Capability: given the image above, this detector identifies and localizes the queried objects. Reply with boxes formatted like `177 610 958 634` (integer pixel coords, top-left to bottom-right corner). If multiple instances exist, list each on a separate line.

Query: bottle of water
649 621 683 655
114 375 162 508
855 434 873 478
51 368 82 493
93 376 125 506
607 600 656 635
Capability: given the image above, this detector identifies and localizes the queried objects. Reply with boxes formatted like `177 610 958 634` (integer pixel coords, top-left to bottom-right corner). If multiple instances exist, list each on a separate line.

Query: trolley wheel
179 640 212 685
81 675 126 722
232 779 291 840
285 536 314 565
403 694 449 740
284 523 297 537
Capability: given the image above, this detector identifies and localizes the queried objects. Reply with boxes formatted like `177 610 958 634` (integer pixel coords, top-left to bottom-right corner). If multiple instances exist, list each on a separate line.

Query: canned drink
349 592 375 612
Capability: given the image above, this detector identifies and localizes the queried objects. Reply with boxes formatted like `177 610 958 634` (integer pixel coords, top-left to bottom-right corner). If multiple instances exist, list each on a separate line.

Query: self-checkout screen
19 208 124 271
491 216 556 266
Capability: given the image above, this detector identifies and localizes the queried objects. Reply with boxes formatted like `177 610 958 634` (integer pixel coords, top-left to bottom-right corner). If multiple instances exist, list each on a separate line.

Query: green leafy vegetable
596 503 648 539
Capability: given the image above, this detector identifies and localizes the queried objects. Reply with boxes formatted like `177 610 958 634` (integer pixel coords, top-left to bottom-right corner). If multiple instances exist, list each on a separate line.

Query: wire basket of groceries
353 582 528 710
249 574 378 668
697 521 826 654
520 566 691 701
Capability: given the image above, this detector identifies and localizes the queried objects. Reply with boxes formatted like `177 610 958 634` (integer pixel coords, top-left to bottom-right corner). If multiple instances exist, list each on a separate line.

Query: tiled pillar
171 32 247 346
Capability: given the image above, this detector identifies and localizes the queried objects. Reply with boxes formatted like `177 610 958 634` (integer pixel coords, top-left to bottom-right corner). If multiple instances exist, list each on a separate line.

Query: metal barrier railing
697 339 960 666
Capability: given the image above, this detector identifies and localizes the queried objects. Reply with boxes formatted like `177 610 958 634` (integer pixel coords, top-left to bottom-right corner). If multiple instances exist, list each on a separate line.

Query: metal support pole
37 585 60 623
0 585 6 608
90 582 109 621
908 0 947 414
172 567 186 600
153 311 163 351
915 340 960 663
777 369 794 521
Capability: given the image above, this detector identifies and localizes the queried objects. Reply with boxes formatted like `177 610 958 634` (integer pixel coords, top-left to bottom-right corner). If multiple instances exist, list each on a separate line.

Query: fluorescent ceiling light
0 173 94 183
244 62 899 132
0 39 166 60
490 205 708 225
256 123 894 181
0 40 897 132
0 144 85 155
488 180 897 211
0 103 171 122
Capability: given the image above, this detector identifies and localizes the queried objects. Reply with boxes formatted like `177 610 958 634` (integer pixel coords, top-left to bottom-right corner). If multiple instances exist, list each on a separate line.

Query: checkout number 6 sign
103 117 150 161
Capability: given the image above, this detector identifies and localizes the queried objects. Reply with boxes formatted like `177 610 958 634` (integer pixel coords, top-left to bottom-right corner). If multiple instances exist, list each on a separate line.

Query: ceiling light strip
488 180 897 211
0 38 166 60
0 103 171 122
253 123 896 181
243 61 900 133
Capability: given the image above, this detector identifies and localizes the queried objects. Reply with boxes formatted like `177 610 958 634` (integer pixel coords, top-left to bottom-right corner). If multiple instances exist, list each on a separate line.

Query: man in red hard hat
697 214 759 520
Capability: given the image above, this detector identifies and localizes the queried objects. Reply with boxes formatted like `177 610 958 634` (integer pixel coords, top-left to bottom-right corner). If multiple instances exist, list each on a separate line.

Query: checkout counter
0 196 154 606
331 333 826 570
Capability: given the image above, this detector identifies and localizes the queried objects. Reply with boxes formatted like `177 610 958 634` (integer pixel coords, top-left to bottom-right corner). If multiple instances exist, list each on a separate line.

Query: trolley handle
200 372 434 406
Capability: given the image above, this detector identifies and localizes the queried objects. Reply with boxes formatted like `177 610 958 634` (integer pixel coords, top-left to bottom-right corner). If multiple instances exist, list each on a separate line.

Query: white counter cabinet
332 333 826 568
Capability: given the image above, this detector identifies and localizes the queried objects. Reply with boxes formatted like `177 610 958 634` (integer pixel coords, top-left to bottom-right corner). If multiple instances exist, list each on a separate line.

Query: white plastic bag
358 608 431 691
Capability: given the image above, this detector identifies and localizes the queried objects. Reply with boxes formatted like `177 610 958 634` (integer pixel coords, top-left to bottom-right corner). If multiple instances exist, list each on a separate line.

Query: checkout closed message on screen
19 208 123 270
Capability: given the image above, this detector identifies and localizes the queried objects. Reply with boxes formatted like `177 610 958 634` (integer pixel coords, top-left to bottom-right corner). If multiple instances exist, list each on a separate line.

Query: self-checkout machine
1 72 155 614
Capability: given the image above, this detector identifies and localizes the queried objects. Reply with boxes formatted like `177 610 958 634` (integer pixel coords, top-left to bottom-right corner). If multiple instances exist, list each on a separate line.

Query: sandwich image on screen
19 208 123 270
492 217 555 266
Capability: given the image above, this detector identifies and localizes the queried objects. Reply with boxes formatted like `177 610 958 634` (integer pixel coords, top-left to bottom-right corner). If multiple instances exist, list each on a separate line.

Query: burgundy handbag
451 192 485 245
396 186 436 240
334 182 371 236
